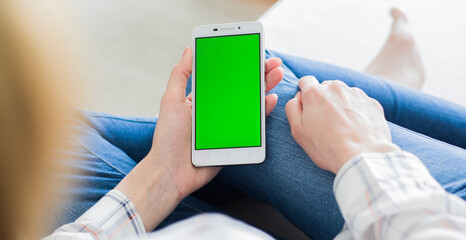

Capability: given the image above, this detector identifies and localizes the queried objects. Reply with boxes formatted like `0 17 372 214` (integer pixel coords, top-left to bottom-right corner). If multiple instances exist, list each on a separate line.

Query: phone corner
191 158 201 168
257 148 266 164
255 21 264 29
192 25 203 36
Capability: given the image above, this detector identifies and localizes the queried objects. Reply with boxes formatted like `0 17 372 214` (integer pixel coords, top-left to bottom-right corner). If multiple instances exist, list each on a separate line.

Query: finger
321 80 332 85
321 80 349 99
265 94 278 116
166 47 192 101
186 92 192 102
196 166 222 186
265 57 282 73
298 76 319 92
322 80 348 87
350 87 367 97
295 91 302 103
265 67 283 93
285 92 303 130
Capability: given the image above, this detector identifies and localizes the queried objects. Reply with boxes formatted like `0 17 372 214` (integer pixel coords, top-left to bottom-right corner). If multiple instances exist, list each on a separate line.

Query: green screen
195 33 261 150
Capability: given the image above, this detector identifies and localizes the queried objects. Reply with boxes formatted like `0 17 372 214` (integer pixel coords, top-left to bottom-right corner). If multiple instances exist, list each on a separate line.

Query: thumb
166 47 192 101
285 91 303 134
298 76 319 92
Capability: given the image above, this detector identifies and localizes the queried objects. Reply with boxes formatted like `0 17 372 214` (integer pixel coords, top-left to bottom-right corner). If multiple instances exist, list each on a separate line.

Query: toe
390 7 408 23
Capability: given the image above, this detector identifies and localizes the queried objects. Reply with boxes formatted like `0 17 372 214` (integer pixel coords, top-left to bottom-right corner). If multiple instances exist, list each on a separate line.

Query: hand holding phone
115 37 283 230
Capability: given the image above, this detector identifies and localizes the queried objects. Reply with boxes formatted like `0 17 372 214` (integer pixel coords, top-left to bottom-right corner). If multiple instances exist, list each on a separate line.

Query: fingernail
299 75 318 84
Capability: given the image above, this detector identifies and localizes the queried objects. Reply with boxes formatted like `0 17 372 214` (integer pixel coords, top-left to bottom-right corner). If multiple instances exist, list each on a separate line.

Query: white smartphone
192 21 265 167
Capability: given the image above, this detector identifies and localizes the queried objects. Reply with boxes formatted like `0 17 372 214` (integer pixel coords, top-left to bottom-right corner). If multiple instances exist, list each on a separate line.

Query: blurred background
66 0 276 116
67 0 465 117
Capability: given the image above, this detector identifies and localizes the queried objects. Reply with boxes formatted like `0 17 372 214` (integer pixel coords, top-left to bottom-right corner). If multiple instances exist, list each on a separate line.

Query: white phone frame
191 21 265 167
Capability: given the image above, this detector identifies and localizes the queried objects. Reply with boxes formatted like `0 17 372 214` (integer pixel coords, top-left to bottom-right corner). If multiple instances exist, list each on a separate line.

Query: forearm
44 190 146 240
44 153 182 239
334 151 466 239
115 154 182 232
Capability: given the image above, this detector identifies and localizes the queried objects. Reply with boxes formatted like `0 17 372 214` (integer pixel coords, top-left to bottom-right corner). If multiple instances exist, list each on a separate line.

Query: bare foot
365 8 425 89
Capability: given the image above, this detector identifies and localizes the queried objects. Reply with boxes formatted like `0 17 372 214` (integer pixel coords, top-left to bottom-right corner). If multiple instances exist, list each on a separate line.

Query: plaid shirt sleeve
333 151 466 240
44 190 147 240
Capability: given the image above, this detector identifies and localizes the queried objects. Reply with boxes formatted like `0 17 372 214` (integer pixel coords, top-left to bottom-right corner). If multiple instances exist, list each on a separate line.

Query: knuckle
328 82 339 91
331 80 347 89
302 86 321 100
170 64 181 76
371 98 383 109
321 80 332 85
333 80 346 86
351 87 365 95
326 83 346 98
327 81 343 92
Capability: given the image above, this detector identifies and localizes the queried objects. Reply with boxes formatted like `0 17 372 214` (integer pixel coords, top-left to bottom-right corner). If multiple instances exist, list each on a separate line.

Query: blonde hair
0 0 76 238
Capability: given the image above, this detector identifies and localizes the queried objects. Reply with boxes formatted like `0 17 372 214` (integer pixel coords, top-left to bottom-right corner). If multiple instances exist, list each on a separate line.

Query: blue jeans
49 50 466 240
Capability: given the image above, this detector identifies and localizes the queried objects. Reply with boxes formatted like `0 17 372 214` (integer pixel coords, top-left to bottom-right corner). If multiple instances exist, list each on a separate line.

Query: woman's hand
285 76 400 174
116 47 284 231
150 47 283 198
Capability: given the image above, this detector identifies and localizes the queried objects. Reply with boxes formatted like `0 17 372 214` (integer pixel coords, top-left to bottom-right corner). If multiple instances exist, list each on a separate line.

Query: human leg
365 7 425 89
80 111 243 204
46 111 220 235
217 101 466 240
51 50 466 239
80 111 157 162
186 52 466 239
266 50 466 149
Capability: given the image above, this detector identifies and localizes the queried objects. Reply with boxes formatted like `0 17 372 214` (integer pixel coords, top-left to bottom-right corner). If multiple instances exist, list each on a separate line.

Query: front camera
213 28 218 31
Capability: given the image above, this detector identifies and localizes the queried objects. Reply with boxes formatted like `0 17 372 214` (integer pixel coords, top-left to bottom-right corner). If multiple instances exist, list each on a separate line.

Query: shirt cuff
74 189 147 239
332 151 445 235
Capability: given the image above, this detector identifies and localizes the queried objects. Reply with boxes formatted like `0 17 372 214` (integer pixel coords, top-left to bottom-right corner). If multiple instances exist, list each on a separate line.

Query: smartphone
192 21 265 167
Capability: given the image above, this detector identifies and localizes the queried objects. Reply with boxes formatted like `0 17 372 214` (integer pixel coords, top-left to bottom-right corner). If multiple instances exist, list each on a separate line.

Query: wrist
334 142 400 174
115 154 182 231
142 154 184 202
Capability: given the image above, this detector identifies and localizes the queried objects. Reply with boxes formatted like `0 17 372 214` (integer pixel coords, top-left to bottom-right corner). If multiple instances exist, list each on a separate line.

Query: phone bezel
191 21 265 167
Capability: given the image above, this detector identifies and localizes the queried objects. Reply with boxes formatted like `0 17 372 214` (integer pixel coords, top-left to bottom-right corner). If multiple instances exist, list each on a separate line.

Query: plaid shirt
44 151 466 239
44 190 147 240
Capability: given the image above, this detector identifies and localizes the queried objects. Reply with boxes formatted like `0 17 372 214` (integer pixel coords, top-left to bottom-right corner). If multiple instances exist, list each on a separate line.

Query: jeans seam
65 128 129 176
383 79 400 124
179 201 206 214
267 53 299 82
85 111 157 124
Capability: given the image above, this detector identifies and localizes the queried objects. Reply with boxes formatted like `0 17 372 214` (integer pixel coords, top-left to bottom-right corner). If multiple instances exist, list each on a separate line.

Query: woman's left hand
116 47 283 231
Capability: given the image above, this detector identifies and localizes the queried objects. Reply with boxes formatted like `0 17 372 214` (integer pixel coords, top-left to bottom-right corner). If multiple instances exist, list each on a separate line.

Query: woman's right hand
116 47 284 232
285 76 400 174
